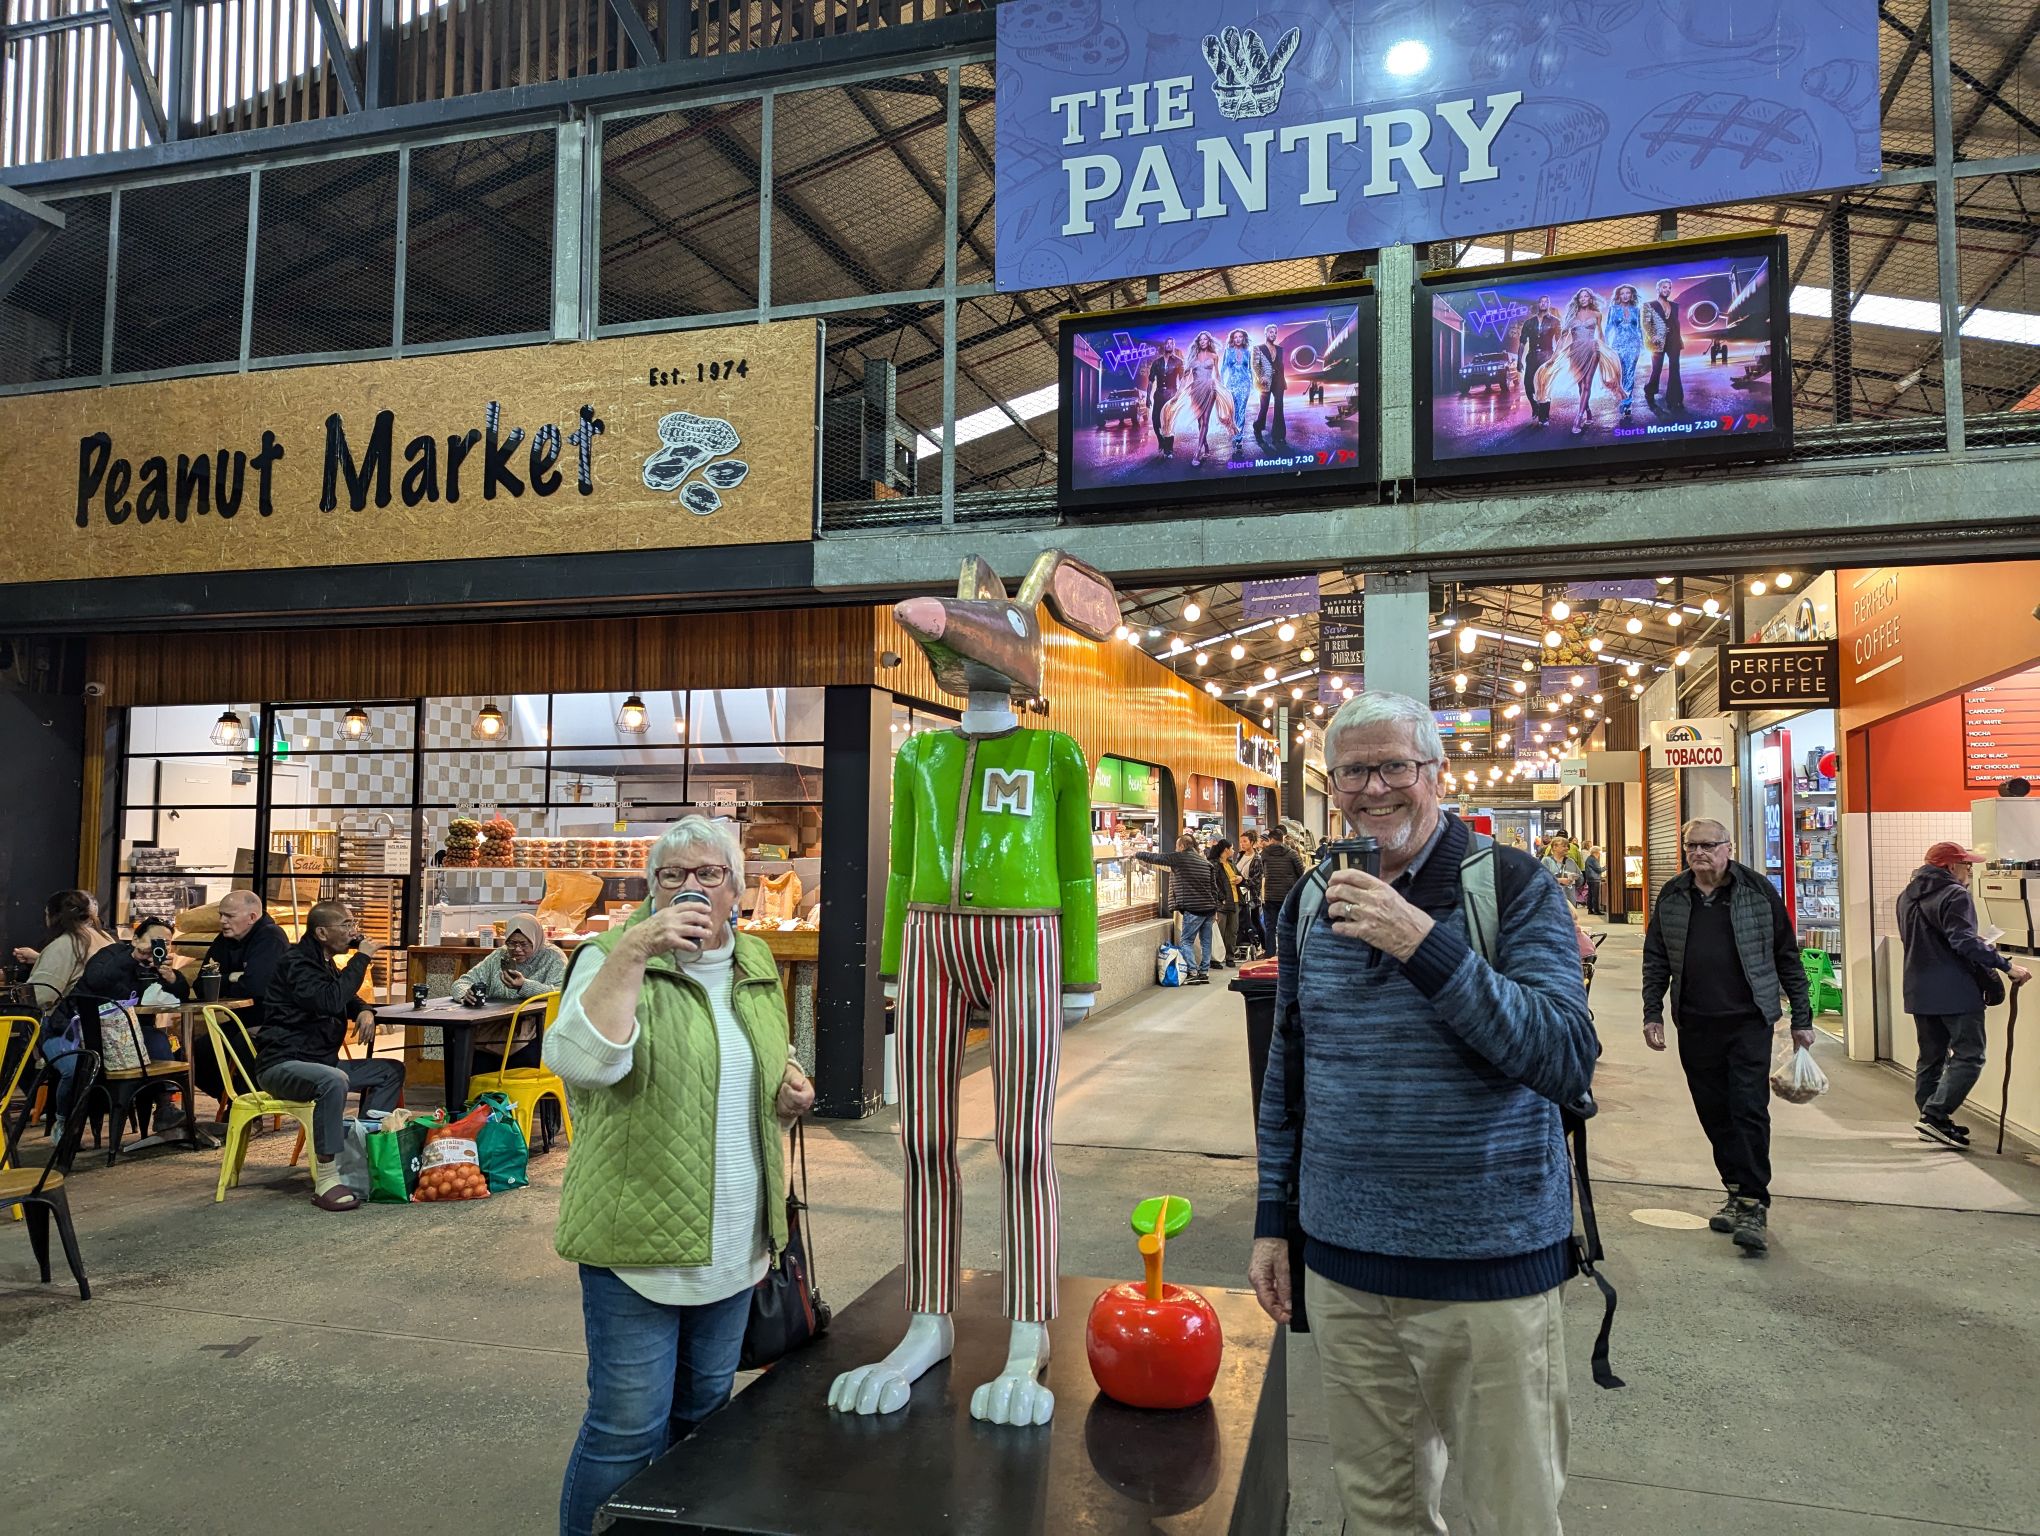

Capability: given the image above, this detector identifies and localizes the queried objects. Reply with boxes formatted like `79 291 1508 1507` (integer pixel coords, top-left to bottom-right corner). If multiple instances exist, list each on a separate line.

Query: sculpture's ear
958 556 1007 602
1017 549 1120 642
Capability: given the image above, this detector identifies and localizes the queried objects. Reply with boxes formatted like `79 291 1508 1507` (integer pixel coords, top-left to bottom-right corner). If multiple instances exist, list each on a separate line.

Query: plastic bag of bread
536 869 604 932
413 1103 492 1202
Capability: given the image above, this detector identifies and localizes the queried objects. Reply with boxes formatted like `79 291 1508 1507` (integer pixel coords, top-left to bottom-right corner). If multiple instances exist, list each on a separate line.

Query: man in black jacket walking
1139 835 1222 983
1250 825 1307 915
1642 820 1813 1253
256 901 404 1211
1897 841 2031 1148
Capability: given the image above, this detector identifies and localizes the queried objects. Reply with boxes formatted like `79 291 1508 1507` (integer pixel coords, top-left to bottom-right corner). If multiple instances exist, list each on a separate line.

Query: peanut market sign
0 322 821 584
993 1 1882 291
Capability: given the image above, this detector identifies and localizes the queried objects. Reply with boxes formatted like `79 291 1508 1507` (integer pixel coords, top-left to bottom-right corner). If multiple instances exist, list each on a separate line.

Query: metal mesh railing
772 73 949 307
112 172 252 373
820 302 942 505
251 151 401 358
0 191 110 385
403 131 554 346
600 102 763 326
1955 171 2040 423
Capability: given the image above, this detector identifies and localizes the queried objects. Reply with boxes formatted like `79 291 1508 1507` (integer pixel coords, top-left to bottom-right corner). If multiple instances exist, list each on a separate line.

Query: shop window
126 704 256 756
419 750 548 805
420 695 551 749
267 752 417 808
123 756 263 810
549 691 688 747
272 703 418 751
687 688 825 745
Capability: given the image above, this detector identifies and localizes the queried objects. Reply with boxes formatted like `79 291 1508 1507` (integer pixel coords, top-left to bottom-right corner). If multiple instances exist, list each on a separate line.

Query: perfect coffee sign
0 322 821 585
1719 640 1842 710
994 1 1881 291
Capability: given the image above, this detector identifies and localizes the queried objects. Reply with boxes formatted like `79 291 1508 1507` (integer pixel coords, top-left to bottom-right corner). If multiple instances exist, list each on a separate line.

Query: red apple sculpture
1086 1195 1224 1410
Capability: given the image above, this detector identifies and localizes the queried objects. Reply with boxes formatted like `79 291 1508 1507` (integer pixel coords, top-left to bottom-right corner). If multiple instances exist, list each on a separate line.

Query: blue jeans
41 1037 83 1117
559 1265 753 1536
1179 911 1213 971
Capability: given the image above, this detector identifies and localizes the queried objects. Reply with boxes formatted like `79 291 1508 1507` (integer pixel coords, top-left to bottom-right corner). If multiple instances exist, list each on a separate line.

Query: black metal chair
81 999 200 1165
2 1049 101 1300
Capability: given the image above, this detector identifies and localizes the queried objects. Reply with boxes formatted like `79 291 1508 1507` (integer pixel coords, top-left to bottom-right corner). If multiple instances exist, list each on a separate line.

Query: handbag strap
1997 982 2021 1155
787 1118 816 1272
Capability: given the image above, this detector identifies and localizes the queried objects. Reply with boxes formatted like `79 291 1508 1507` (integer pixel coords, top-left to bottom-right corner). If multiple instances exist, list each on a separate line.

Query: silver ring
1339 902 1351 920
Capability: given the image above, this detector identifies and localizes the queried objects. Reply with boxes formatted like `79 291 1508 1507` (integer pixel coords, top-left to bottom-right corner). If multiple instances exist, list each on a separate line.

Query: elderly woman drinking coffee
456 913 567 1072
545 815 816 1536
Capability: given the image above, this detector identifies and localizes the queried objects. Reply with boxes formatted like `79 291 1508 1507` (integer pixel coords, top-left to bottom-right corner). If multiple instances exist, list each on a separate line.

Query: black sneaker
1708 1195 1739 1233
1731 1199 1768 1253
1917 1115 1968 1149
1190 971 1211 985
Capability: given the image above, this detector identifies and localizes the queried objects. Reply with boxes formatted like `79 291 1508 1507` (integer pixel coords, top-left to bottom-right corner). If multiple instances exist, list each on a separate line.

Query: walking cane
1997 978 2023 1156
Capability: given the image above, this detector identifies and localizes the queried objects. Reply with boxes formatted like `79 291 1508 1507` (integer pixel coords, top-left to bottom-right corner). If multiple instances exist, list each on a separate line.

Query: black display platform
603 1266 1288 1536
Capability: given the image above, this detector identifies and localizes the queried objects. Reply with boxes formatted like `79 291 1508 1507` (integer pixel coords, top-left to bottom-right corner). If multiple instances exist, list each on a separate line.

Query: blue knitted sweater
1254 814 1599 1301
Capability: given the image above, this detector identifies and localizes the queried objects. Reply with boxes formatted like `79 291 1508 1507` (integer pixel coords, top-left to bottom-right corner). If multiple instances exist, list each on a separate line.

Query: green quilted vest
553 907 790 1270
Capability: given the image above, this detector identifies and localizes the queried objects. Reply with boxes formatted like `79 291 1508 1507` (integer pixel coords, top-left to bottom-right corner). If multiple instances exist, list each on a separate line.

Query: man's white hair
1324 690 1446 772
645 815 747 885
1681 817 1731 845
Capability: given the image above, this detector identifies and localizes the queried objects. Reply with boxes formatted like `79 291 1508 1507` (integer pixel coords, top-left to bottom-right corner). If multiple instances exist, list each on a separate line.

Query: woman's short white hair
646 815 747 885
1323 691 1445 772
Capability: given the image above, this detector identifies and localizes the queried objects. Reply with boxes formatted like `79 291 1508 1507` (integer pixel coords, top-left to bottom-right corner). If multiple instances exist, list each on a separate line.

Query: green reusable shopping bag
366 1116 440 1204
471 1092 530 1193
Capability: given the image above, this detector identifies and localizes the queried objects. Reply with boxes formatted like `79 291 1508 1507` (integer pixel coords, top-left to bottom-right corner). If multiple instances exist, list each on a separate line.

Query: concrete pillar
1363 571 1431 704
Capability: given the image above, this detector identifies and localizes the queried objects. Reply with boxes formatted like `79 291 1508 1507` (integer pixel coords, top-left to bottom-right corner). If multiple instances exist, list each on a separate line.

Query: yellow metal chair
470 990 572 1150
2 1015 43 1221
203 1005 319 1203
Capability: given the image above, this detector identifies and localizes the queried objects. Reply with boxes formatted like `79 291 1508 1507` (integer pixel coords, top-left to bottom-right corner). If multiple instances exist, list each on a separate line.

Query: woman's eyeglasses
654 864 730 890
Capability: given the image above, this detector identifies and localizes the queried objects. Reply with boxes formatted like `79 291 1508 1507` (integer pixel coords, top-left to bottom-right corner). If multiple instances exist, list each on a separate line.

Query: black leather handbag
739 1120 830 1370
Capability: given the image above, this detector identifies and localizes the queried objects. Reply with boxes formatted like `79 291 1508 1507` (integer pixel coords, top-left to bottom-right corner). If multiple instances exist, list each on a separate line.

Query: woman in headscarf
1170 329 1235 467
1536 287 1621 436
458 914 568 1071
1219 328 1255 455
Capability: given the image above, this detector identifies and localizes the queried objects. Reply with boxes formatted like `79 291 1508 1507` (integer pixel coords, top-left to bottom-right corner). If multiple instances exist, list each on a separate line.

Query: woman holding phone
546 816 816 1536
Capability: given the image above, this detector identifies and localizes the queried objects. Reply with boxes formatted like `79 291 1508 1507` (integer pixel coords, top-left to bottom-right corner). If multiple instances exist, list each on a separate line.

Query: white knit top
545 933 769 1306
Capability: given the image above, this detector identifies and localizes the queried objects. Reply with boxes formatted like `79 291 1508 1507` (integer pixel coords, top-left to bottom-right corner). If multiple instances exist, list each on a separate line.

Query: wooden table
393 998 522 1113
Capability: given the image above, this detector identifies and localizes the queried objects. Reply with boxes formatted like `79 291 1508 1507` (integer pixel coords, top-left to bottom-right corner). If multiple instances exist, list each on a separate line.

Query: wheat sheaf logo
1201 23 1302 121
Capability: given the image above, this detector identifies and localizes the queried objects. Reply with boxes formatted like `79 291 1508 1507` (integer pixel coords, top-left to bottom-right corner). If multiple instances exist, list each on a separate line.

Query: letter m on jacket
982 768 1035 816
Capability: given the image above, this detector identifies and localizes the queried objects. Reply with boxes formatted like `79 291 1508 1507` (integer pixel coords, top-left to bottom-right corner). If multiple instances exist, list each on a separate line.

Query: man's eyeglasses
1683 840 1729 853
654 864 730 890
1329 759 1435 792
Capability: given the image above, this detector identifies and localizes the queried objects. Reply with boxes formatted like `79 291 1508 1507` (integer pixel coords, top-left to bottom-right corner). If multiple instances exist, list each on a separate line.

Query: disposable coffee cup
1321 835 1382 878
198 972 222 1003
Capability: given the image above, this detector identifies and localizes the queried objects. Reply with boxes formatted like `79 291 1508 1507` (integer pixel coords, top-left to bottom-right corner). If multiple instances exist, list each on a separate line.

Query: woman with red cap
1896 841 2032 1148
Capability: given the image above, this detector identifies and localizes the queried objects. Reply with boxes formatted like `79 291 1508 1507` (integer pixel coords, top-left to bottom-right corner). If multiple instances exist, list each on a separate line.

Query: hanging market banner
994 1 1882 291
0 321 823 585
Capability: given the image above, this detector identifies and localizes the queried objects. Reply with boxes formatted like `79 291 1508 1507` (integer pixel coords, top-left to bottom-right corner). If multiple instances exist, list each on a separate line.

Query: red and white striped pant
898 908 1063 1323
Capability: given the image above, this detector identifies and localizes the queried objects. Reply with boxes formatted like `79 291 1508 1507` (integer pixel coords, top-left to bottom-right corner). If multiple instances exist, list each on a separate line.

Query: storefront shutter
1643 765 1680 920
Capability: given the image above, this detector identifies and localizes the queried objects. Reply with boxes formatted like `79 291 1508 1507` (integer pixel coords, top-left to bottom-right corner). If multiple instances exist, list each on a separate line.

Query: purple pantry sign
1241 573 1322 618
994 1 1880 292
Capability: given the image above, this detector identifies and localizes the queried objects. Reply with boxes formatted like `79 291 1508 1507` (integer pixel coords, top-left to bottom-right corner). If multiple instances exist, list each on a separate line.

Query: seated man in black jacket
255 900 404 1211
205 890 290 1032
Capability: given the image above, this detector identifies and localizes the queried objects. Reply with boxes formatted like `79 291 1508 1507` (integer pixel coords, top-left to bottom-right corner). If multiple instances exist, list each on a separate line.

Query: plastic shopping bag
413 1103 493 1202
336 1115 385 1199
1770 1038 1830 1104
1156 945 1186 986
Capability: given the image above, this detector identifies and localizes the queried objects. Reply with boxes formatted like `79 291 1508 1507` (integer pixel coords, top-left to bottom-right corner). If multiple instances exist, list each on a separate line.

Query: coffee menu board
1963 667 2040 788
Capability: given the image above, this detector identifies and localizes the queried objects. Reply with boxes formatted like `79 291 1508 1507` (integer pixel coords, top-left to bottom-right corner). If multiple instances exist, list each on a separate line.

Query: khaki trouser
1307 1269 1569 1535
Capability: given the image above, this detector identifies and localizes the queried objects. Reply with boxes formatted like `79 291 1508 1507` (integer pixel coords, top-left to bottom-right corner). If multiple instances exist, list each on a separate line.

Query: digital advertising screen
1058 284 1377 512
1414 234 1792 482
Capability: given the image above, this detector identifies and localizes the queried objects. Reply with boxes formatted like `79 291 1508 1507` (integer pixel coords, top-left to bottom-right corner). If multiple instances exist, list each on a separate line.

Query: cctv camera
82 681 107 699
879 650 903 669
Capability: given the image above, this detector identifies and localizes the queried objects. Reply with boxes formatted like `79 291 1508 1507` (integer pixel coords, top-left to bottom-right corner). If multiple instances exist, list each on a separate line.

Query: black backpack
1292 830 1624 1389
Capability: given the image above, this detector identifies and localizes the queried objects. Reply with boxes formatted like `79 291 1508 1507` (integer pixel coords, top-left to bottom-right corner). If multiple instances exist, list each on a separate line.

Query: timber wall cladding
85 607 885 708
871 607 1279 796
0 322 820 585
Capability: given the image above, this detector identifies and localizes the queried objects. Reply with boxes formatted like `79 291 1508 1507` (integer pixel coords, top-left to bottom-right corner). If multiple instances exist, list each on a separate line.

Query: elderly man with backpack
1249 690 1600 1536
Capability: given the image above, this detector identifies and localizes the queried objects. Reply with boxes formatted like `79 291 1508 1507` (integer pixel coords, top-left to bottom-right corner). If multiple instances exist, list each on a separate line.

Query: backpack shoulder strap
1566 1108 1625 1390
1292 863 1332 958
1458 830 1499 968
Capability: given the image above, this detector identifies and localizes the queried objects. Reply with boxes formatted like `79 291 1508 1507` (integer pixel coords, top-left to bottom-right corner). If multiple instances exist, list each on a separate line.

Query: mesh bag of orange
412 1103 493 1202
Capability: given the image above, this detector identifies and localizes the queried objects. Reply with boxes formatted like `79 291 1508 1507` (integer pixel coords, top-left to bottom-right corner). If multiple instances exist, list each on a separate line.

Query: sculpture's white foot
969 1321 1055 1426
826 1311 954 1416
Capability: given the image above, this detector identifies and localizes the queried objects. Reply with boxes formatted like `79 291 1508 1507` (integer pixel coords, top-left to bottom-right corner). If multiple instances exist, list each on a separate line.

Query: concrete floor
4 924 2038 1535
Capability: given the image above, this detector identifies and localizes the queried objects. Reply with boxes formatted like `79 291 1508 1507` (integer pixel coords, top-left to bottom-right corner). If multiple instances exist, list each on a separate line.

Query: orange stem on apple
1140 1195 1171 1301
